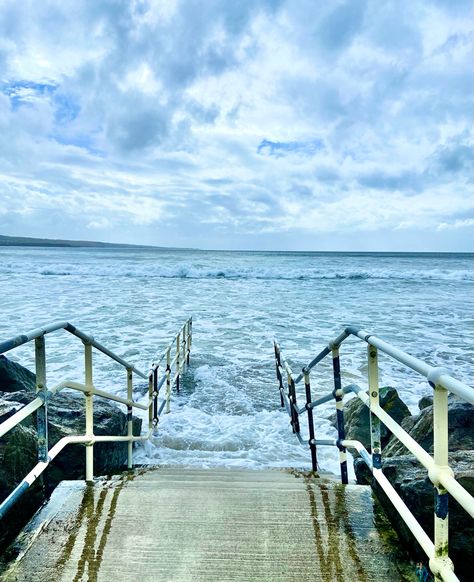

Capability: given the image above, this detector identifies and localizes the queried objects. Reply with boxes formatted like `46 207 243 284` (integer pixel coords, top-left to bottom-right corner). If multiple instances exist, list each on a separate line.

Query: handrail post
430 380 454 577
127 368 133 469
368 346 382 470
287 372 300 434
152 366 158 432
332 346 348 484
304 368 317 472
35 336 48 462
176 331 180 393
274 342 284 408
84 342 94 482
181 324 187 373
166 347 171 413
189 318 193 359
186 318 192 365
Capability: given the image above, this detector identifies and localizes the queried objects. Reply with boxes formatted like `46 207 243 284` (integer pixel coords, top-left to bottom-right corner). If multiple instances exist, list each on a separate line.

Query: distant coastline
0 234 471 254
0 234 186 250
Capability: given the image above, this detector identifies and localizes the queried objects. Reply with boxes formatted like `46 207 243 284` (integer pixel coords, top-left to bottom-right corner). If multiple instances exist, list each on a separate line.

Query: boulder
354 452 474 582
355 393 474 582
0 355 143 550
418 395 433 410
329 386 411 451
0 355 36 393
383 399 474 457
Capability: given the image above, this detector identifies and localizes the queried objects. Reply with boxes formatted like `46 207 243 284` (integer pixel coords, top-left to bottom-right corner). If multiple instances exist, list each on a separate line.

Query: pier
1 468 408 581
0 319 473 581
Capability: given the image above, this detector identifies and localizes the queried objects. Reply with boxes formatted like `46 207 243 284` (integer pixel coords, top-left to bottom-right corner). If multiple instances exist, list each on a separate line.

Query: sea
0 247 473 478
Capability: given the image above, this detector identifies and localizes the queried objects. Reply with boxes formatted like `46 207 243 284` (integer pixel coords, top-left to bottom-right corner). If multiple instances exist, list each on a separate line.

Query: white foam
1 247 472 477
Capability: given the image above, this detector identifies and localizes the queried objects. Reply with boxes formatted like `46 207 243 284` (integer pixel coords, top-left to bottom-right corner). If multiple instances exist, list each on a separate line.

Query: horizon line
0 234 473 254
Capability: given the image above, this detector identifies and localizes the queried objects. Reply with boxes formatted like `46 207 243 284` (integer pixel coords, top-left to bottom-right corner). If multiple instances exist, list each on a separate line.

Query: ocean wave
0 263 470 282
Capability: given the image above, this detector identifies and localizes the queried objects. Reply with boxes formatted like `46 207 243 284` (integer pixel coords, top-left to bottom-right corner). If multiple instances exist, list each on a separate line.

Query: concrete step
1 467 415 581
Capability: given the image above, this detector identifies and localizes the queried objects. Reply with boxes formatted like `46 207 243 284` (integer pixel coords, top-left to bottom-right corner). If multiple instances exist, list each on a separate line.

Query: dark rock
46 389 142 482
355 452 474 582
0 355 36 393
0 400 27 425
383 400 474 457
355 393 474 582
329 386 410 452
0 422 45 557
0 355 143 551
418 395 433 410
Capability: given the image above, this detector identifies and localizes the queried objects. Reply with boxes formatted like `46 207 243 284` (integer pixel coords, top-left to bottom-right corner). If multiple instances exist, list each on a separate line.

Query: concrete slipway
1 467 414 581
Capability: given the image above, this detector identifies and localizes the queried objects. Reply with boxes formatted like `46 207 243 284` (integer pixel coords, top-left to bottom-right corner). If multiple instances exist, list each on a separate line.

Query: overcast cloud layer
0 0 472 250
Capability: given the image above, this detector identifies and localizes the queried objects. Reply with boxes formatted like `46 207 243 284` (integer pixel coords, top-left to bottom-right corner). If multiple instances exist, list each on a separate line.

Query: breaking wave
17 265 474 282
39 265 474 281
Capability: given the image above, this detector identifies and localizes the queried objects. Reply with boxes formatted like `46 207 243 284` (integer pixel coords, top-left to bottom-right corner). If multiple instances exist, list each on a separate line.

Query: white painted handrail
0 317 192 519
274 329 474 582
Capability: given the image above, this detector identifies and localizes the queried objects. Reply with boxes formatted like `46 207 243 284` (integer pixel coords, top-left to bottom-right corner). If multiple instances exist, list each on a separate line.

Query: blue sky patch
2 80 57 109
2 80 80 125
257 138 325 158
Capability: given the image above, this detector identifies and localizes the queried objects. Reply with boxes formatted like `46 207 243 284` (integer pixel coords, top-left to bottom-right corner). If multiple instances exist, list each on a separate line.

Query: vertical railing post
186 318 192 365
84 342 94 482
152 366 158 431
176 332 180 393
304 368 318 472
287 370 300 435
181 324 187 373
332 345 348 484
368 346 382 470
127 368 133 469
189 318 193 362
166 347 171 413
35 335 48 463
274 342 285 408
430 379 453 577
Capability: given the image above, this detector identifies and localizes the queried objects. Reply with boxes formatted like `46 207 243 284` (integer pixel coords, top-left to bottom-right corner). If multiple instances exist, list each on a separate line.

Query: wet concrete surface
0 467 415 581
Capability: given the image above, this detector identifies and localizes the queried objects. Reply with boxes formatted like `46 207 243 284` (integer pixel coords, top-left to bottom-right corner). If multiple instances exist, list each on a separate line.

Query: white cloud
437 219 474 231
0 0 472 250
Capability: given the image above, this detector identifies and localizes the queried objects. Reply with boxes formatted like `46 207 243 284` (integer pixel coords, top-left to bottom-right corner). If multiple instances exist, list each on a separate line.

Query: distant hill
0 234 165 249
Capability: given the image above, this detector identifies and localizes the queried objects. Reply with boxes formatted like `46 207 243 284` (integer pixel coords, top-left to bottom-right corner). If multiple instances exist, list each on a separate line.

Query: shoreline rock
353 392 474 582
328 386 411 451
0 355 142 552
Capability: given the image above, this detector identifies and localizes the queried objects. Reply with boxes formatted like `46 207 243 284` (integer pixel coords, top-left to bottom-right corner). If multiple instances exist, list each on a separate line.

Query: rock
418 393 460 411
329 386 411 452
383 400 474 457
418 395 433 410
45 389 143 483
0 355 143 551
0 422 45 559
0 355 36 393
354 452 474 582
355 393 474 582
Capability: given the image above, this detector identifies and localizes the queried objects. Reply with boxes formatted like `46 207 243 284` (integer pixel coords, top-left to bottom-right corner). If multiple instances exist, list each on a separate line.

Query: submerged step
1 467 414 581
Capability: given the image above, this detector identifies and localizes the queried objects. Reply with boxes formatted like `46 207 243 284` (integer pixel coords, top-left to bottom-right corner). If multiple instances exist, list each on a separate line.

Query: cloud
428 137 473 175
437 218 474 231
0 0 472 250
316 0 367 54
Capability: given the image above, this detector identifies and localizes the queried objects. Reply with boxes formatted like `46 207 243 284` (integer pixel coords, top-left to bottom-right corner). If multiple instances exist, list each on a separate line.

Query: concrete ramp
1 468 413 581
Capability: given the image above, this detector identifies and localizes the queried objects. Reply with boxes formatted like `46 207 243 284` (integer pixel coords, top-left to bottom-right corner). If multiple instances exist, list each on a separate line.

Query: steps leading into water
1 467 414 581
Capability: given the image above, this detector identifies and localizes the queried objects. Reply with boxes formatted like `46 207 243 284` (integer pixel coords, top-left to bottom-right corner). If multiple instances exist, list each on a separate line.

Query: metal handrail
274 328 473 582
0 317 193 520
0 321 148 379
293 326 474 405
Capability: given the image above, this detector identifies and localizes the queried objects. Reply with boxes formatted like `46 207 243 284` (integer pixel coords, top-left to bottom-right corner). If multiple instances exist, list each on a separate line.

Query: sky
0 0 472 251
